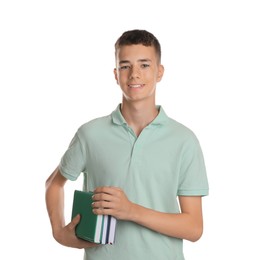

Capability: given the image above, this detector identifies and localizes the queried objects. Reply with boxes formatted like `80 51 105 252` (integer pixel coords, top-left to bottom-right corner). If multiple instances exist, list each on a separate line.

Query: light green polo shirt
59 104 209 260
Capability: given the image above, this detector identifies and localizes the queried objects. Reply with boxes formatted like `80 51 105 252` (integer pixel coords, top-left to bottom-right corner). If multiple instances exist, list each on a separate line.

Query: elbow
187 226 203 242
45 166 60 189
45 174 53 190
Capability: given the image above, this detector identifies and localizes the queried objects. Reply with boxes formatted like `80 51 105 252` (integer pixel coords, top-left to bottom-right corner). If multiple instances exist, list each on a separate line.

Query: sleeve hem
177 189 209 196
59 165 78 181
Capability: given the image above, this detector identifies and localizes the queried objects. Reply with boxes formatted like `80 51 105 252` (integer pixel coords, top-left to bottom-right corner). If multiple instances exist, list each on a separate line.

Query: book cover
71 190 103 244
71 190 117 244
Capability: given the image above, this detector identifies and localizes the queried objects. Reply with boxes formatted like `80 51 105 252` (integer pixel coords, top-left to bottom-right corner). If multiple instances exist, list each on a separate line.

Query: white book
101 215 109 244
107 216 117 244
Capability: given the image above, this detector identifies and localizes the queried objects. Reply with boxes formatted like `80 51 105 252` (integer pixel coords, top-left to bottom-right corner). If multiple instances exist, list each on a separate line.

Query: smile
128 84 144 88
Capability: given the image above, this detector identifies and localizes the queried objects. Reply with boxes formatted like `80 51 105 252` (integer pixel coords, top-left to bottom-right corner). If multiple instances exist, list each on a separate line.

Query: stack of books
71 190 117 244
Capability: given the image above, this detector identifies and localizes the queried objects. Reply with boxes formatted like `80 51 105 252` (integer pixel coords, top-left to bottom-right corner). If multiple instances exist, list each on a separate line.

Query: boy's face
114 44 164 103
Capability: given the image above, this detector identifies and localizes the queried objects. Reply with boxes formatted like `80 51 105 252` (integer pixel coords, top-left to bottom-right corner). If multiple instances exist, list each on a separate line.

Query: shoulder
158 106 196 140
163 118 204 158
167 117 199 142
157 106 202 148
76 114 112 138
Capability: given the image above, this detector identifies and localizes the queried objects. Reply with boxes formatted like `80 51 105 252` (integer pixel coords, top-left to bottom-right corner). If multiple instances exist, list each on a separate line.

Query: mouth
128 84 144 89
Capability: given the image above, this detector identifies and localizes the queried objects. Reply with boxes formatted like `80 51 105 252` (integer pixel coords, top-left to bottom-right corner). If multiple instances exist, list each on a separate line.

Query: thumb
68 214 81 230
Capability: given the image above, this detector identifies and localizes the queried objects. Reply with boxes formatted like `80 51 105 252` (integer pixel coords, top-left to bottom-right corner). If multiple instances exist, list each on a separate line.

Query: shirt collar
111 104 169 126
111 104 127 126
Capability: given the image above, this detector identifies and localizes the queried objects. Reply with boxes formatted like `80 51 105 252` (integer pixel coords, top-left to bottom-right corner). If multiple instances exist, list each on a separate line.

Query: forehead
116 44 158 62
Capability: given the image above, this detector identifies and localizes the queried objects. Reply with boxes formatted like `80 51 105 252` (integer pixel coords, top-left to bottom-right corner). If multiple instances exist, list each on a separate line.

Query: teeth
129 84 142 88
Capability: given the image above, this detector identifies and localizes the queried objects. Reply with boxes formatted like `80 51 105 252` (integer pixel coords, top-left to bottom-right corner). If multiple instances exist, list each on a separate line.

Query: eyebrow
118 59 152 65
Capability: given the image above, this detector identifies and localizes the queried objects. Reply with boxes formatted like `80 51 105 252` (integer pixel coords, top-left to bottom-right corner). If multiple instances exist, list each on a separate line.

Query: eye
119 65 130 70
141 63 150 68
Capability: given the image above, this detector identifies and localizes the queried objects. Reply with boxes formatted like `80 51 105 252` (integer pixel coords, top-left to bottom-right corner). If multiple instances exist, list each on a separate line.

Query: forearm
45 168 66 236
128 203 203 242
45 182 65 235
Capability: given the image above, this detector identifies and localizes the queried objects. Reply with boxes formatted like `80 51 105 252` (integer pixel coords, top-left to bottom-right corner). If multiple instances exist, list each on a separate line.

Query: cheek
146 72 159 83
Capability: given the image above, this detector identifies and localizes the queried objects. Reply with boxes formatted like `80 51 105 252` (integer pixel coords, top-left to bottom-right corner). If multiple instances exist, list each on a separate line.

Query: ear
113 68 119 84
156 64 164 82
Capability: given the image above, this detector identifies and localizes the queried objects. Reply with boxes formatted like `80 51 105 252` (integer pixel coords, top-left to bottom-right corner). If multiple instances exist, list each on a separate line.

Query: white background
1 0 266 259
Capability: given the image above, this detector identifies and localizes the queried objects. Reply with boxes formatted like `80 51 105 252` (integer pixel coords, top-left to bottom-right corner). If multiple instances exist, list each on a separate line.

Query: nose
129 65 140 79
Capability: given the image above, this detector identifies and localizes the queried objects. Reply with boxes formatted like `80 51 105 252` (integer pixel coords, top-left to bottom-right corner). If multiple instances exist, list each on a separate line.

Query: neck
120 99 158 136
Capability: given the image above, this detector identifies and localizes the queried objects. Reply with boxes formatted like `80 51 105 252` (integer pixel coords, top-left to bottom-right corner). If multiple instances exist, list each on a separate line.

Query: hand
93 186 134 220
53 214 100 249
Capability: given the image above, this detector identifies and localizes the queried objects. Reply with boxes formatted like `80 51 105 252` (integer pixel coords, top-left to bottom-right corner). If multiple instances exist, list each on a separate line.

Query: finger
93 186 106 193
94 186 121 195
93 207 113 216
92 200 113 209
68 214 80 230
93 192 113 202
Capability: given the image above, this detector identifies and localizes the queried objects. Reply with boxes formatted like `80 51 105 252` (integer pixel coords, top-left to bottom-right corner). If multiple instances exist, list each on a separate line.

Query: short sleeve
177 134 209 196
59 131 86 181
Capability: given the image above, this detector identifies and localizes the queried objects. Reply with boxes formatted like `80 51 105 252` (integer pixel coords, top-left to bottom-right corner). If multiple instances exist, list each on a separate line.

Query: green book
71 190 104 244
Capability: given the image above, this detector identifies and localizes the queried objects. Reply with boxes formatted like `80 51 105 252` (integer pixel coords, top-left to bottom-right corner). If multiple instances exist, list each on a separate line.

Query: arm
45 167 98 248
130 196 203 242
93 187 203 242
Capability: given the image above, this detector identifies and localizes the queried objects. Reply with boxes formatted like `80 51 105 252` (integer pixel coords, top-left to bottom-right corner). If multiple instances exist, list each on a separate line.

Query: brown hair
115 29 161 63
